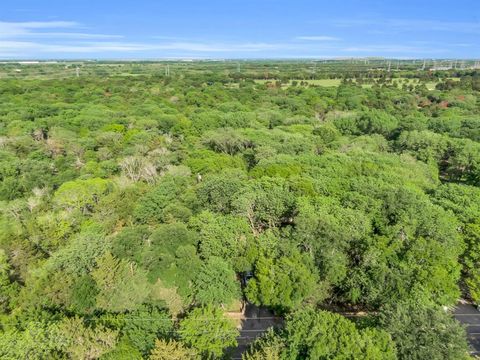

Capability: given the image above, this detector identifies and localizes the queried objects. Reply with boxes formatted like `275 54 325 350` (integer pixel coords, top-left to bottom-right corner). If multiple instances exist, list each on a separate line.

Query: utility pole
76 66 80 78
387 61 391 72
422 59 426 70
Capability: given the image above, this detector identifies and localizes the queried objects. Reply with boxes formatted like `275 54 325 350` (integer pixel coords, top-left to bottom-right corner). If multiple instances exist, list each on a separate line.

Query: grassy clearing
254 78 460 90
254 79 342 88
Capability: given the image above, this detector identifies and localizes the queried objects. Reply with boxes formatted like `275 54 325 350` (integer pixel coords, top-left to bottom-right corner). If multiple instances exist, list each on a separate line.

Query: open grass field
255 78 460 90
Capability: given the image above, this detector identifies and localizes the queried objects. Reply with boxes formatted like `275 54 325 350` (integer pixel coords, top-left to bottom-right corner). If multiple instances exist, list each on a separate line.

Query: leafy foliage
283 308 397 359
148 339 199 360
0 61 478 358
91 252 150 312
179 305 239 358
379 303 470 360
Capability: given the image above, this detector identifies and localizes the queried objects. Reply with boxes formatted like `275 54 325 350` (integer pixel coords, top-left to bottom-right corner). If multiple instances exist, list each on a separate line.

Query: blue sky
0 0 479 59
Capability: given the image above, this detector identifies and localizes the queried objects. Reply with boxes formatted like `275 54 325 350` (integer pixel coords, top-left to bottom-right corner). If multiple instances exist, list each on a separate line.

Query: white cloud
0 40 285 56
0 20 285 56
0 40 151 53
295 36 340 41
0 21 121 40
154 42 282 52
332 18 480 34
0 21 77 37
0 19 465 58
16 32 124 39
343 45 448 54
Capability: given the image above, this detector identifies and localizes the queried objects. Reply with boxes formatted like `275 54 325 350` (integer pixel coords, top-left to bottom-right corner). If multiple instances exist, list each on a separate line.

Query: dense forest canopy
0 60 479 359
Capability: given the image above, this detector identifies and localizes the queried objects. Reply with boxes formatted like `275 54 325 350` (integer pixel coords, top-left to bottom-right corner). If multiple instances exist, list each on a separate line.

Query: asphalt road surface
229 304 283 360
454 302 480 355
228 302 479 358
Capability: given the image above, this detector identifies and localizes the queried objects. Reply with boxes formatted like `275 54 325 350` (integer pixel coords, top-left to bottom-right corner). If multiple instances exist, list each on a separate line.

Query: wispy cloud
154 42 282 52
0 19 469 59
450 43 472 47
332 18 480 34
295 35 340 41
15 32 124 40
0 40 286 57
0 21 121 40
0 21 78 37
0 20 132 57
343 45 448 54
0 41 153 54
0 20 288 57
0 21 78 29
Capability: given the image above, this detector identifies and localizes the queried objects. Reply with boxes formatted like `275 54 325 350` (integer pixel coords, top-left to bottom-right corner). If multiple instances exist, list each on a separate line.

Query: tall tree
379 303 469 360
149 339 199 360
283 308 396 360
179 305 239 359
193 256 241 306
91 252 150 312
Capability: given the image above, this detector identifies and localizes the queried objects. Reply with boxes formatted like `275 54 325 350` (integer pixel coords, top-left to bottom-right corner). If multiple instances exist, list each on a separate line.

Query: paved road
454 303 480 355
227 302 478 358
229 304 283 360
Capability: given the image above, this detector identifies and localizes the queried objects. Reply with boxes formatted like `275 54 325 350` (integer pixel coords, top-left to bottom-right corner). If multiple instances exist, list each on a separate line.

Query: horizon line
1 57 479 62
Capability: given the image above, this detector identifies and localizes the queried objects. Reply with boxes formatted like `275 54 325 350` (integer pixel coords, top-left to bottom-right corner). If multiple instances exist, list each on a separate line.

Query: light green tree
245 244 318 310
179 305 239 359
91 252 150 312
193 256 241 306
0 249 17 313
284 308 396 360
56 317 118 360
53 178 112 212
243 329 285 360
380 303 470 360
149 339 199 360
